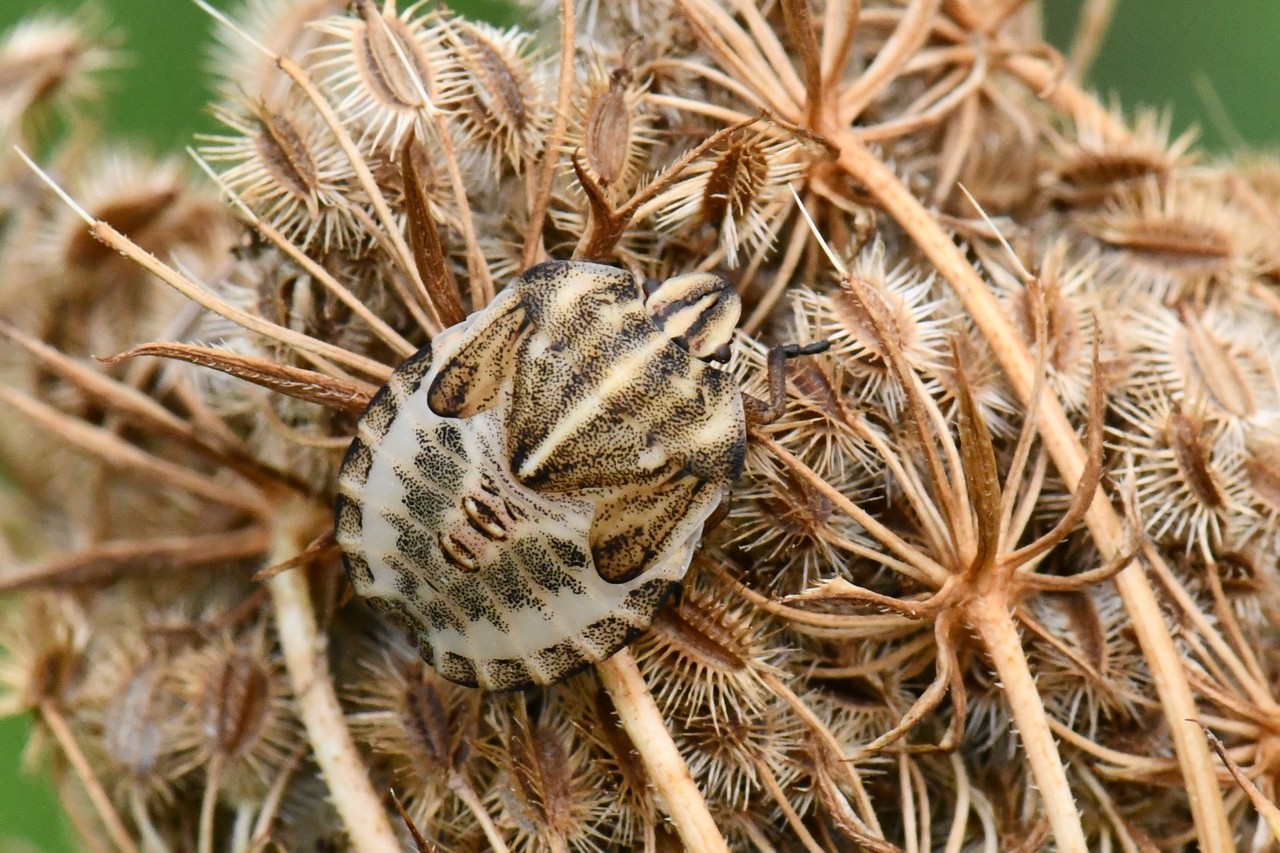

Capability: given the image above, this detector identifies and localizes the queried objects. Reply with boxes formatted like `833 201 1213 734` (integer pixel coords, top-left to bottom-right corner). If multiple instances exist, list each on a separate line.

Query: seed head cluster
2 1 1280 850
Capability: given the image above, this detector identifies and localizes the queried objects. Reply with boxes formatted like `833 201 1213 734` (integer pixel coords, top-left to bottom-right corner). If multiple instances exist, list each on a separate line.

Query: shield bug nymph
335 260 814 690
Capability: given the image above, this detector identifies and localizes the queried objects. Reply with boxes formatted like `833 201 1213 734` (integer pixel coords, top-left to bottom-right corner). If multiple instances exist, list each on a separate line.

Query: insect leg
743 339 830 425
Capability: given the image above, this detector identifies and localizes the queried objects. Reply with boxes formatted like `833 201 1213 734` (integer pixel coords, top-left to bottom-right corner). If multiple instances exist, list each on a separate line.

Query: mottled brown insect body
336 261 744 689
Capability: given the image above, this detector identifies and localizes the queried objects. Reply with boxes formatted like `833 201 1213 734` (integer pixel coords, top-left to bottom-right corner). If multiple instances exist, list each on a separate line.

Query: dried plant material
441 20 546 175
1110 394 1252 557
309 0 447 153
571 52 652 197
5 1 1280 851
1047 107 1196 207
0 10 118 145
400 133 467 327
652 127 807 266
100 341 376 414
200 100 354 249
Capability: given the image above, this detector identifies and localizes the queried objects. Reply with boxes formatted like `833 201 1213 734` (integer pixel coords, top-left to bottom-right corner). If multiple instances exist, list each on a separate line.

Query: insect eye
642 277 663 296
708 342 732 363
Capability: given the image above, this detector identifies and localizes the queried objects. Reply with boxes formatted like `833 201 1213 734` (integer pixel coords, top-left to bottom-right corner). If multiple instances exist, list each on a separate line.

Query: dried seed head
31 149 230 280
346 643 479 801
1110 394 1253 556
1243 435 1280 544
0 593 87 716
1049 107 1195 207
556 682 656 847
199 99 354 249
0 10 118 143
172 626 298 801
1025 576 1149 740
653 127 806 266
791 240 948 413
1118 297 1278 428
986 240 1113 413
929 318 1023 439
568 54 653 196
485 698 612 850
1087 176 1253 302
631 573 781 725
800 670 908 755
733 325 884 483
309 1 447 152
675 698 802 811
80 638 195 799
441 20 546 176
727 464 873 592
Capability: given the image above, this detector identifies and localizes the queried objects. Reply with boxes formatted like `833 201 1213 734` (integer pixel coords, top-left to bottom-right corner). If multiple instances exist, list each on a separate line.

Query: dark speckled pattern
335 263 744 690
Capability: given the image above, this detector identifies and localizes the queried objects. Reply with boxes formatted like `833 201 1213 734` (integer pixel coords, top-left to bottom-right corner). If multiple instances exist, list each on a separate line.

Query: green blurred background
1 0 1278 849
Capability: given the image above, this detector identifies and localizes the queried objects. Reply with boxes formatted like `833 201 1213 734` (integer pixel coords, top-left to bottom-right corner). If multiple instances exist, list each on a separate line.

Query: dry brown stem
265 502 401 853
831 134 1233 847
596 650 729 853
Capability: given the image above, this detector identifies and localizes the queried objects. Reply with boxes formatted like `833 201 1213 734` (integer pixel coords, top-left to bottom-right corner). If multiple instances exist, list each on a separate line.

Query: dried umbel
6 1 1280 851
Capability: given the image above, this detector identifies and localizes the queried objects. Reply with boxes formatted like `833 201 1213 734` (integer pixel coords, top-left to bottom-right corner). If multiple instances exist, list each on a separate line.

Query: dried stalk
969 595 1087 852
266 502 401 853
831 133 1234 847
39 701 139 853
596 650 729 852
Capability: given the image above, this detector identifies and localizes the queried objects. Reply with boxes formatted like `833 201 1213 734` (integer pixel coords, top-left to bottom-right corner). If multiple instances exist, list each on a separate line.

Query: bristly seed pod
309 0 447 152
172 628 298 802
441 20 545 175
484 699 612 850
574 52 653 196
653 127 805 266
584 65 633 189
199 100 353 249
632 575 779 723
1110 394 1253 557
1048 107 1196 207
1087 175 1252 302
790 239 947 414
1119 298 1277 430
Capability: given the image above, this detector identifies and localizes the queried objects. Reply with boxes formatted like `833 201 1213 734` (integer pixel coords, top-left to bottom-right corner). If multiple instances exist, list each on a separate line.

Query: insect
335 260 814 690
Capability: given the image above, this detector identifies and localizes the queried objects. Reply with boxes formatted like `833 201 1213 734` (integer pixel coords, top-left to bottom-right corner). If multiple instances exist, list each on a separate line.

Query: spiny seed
1246 441 1280 512
400 671 452 769
1058 152 1166 199
589 686 647 794
1097 216 1233 272
253 110 321 208
207 652 272 759
103 660 177 782
585 66 633 187
455 27 527 135
1051 592 1107 676
354 1 430 110
1013 283 1080 374
507 721 574 827
1177 306 1255 418
760 478 834 542
787 359 853 423
833 276 915 361
1166 410 1223 509
701 139 769 226
652 596 752 673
